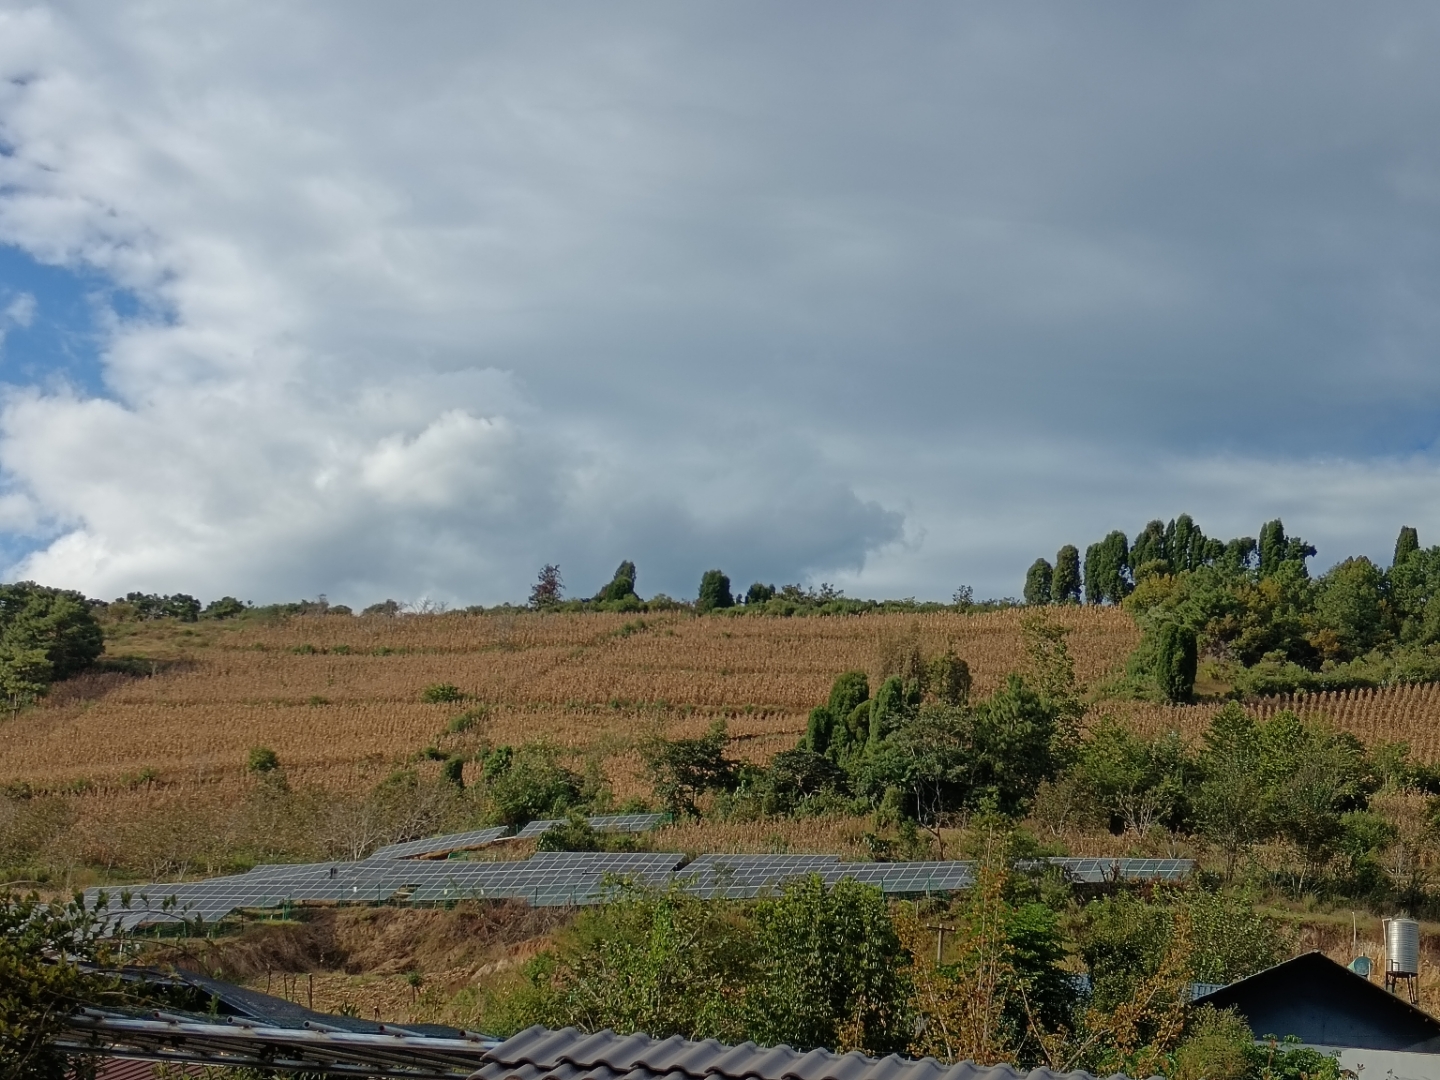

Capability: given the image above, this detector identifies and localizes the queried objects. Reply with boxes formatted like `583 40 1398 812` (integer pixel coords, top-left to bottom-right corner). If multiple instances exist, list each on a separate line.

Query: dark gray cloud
0 2 1439 604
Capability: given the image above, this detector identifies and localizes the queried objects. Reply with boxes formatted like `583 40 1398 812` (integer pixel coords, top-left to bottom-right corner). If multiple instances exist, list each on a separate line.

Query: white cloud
0 4 1437 603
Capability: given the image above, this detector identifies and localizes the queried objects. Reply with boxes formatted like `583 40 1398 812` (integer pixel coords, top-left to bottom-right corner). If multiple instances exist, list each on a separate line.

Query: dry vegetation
1109 680 1440 757
0 606 1135 804
11 605 1440 882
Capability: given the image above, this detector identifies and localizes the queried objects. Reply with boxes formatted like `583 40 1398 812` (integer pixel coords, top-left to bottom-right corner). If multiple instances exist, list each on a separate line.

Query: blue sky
1 3 1440 607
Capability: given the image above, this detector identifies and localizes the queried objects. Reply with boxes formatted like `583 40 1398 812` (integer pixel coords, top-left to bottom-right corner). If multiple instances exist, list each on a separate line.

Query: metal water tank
1385 917 1421 976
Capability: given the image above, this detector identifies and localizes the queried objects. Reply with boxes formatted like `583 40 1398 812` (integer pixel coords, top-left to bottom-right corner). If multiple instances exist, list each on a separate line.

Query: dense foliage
0 582 104 710
478 861 1336 1079
0 892 122 1080
1028 516 1440 699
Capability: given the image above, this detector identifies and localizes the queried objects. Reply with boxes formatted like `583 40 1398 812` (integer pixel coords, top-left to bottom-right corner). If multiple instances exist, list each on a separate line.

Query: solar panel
514 813 667 839
368 826 513 860
585 813 666 833
86 848 1194 931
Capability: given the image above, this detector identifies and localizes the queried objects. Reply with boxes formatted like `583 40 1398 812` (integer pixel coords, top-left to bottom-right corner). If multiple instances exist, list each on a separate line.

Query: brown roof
470 1026 1138 1080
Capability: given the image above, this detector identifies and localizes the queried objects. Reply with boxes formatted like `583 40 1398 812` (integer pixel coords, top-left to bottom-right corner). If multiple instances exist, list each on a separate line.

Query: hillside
1 607 1137 801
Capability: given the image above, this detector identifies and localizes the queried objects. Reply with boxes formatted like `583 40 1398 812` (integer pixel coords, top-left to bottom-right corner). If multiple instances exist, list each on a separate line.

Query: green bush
421 682 466 704
482 743 583 826
247 747 280 774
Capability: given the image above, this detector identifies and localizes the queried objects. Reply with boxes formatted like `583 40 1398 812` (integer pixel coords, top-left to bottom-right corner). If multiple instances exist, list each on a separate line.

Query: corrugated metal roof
470 1026 1141 1080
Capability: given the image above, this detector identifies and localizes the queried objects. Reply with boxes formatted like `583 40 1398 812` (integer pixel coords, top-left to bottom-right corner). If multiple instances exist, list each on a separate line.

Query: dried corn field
1 608 1136 802
1112 681 1440 759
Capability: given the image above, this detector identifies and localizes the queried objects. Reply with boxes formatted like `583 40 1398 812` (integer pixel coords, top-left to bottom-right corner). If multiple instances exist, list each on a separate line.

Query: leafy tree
745 876 912 1054
901 849 1074 1067
201 596 248 619
858 676 1065 817
1073 719 1193 835
1195 705 1268 880
1127 617 1197 703
753 748 848 816
696 570 734 612
594 561 639 605
1394 525 1420 567
1129 520 1168 573
1311 556 1387 660
483 742 583 825
1023 559 1053 605
529 564 564 610
505 886 752 1041
247 746 281 774
1258 714 1367 891
0 583 103 686
1153 621 1198 703
1052 545 1082 604
805 671 869 759
744 582 776 605
0 646 51 718
1083 531 1131 605
641 720 737 816
1257 519 1315 578
927 649 972 706
1 891 128 1080
362 598 401 616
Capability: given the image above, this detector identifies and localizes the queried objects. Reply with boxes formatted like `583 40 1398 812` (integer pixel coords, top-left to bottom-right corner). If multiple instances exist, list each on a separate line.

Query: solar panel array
365 813 669 858
86 850 1194 931
368 826 513 861
512 812 665 839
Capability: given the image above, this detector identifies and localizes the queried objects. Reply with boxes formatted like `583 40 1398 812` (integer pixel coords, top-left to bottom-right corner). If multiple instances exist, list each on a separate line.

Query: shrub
201 596 249 619
421 682 466 704
247 747 280 774
483 743 583 826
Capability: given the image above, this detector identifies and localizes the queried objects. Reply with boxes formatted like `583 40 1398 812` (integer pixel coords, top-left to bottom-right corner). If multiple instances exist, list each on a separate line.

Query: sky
1 3 1439 607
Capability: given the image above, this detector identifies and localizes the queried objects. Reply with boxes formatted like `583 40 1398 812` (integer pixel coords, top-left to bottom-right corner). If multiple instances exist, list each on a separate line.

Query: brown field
1112 681 1440 758
11 606 1440 885
0 607 1136 802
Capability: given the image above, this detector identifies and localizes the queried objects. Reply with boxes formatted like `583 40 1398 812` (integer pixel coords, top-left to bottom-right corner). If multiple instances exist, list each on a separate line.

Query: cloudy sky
0 3 1438 607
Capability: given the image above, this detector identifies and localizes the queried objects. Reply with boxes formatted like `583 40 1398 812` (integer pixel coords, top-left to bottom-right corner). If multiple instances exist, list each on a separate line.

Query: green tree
1258 519 1315 579
805 671 869 759
1311 556 1387 660
1128 618 1198 703
745 582 776 605
1 892 126 1080
928 650 972 707
483 742 583 825
1394 526 1420 567
508 886 752 1041
696 570 734 612
0 646 52 718
1195 705 1268 880
1052 545 1082 605
1023 559 1053 605
0 583 103 686
1083 531 1131 605
641 720 737 816
1129 520 1168 572
594 561 639 605
1258 714 1367 891
745 876 912 1054
1073 719 1193 835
